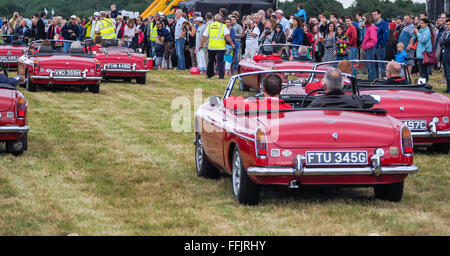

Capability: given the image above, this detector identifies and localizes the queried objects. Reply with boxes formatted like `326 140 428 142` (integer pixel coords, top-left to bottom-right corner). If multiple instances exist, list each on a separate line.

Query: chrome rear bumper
103 69 148 73
0 125 29 133
31 75 102 81
247 165 419 176
247 153 419 177
411 130 450 138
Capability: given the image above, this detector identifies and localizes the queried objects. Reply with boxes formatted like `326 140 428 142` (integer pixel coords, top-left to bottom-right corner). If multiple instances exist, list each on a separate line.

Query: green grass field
0 70 448 235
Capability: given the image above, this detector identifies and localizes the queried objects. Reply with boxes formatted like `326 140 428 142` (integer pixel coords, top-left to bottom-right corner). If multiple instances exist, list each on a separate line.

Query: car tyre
88 83 100 93
123 78 132 83
232 147 260 205
195 134 219 179
6 133 27 156
374 181 404 202
26 72 37 92
136 76 146 85
431 143 449 154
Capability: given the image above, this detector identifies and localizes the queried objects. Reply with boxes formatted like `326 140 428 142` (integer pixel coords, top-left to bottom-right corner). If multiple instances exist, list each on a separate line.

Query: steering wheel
302 88 325 108
370 78 384 85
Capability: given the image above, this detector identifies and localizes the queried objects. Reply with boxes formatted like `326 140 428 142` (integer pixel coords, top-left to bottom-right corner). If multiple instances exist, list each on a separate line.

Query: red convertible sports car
88 39 150 84
0 40 28 70
18 40 102 93
194 70 419 205
0 62 29 155
237 44 330 91
310 60 450 154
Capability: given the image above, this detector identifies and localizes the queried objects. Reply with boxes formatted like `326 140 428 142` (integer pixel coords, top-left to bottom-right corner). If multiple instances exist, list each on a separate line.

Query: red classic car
0 41 28 70
89 40 150 84
194 70 419 205
309 60 450 154
17 40 102 93
237 44 330 91
0 63 29 155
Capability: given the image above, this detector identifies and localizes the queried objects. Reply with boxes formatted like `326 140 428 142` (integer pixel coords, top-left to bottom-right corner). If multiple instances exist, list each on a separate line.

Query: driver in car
253 45 284 61
224 74 292 111
308 69 375 109
380 61 409 85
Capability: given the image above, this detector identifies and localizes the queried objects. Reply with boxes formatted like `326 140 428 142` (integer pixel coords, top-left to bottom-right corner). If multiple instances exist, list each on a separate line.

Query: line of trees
0 0 426 20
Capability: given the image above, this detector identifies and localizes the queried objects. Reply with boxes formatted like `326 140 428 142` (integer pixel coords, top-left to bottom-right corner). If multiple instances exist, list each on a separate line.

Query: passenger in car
308 68 375 109
381 61 409 85
89 36 103 52
224 74 292 112
305 60 352 94
289 45 312 61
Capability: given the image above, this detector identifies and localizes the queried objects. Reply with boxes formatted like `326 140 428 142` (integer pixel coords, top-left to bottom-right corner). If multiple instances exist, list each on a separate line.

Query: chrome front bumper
247 153 419 177
0 125 29 133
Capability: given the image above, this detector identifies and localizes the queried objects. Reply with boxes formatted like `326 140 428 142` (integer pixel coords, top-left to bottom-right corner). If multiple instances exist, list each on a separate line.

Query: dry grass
0 70 448 235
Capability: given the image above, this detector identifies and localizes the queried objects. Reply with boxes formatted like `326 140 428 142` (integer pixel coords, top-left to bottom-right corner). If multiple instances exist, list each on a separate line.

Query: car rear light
33 60 39 72
255 128 268 158
95 61 101 72
143 57 148 67
401 125 413 155
17 96 27 118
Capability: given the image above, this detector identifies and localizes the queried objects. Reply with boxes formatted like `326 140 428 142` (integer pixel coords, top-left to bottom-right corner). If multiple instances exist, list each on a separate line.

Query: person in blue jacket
0 73 24 86
294 4 307 23
372 9 389 79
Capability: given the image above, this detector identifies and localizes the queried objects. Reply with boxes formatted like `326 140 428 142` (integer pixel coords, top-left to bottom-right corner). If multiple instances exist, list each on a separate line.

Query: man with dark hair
372 8 389 79
262 74 283 97
308 69 375 109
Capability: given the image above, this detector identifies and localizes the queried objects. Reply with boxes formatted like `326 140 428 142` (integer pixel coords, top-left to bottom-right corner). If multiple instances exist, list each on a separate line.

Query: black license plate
306 151 368 165
106 63 131 70
54 70 81 77
402 120 427 131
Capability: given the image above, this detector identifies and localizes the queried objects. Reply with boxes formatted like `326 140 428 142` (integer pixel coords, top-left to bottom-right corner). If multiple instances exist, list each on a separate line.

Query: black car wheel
6 133 28 156
26 72 37 92
374 181 404 202
431 143 450 154
136 76 146 85
88 83 100 93
195 134 219 179
232 147 260 205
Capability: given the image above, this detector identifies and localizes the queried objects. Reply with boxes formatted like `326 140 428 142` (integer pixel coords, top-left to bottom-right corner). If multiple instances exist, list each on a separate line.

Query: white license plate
54 70 81 77
306 151 368 165
106 63 131 70
402 120 427 131
0 56 19 61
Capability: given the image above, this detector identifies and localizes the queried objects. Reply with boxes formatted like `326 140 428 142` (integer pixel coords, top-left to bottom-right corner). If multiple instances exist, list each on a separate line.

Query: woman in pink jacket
361 13 378 81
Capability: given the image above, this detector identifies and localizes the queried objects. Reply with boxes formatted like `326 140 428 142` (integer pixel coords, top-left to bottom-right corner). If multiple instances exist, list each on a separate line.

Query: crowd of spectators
1 3 450 92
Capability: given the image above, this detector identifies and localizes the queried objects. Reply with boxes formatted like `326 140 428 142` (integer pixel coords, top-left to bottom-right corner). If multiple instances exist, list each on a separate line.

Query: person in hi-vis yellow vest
95 12 116 39
199 14 235 79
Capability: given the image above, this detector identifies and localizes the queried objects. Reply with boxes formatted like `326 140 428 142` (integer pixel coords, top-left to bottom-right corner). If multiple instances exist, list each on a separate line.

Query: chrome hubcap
232 151 241 197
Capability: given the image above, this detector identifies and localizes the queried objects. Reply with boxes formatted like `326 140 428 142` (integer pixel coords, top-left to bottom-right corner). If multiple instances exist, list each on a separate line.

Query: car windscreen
0 83 17 90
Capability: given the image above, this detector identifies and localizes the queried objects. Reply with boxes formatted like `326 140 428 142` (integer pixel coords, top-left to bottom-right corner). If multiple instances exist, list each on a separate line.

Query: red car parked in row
0 40 28 70
86 39 150 84
18 40 102 93
194 70 419 205
0 62 29 155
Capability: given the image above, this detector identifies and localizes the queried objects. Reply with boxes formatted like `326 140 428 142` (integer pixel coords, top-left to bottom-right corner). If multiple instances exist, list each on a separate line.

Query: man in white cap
275 9 289 37
61 15 79 52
